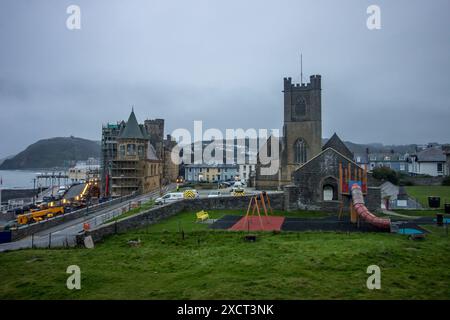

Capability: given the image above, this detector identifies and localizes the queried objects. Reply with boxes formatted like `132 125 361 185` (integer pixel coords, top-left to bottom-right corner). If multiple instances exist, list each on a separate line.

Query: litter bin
445 203 450 214
428 196 440 208
436 213 444 226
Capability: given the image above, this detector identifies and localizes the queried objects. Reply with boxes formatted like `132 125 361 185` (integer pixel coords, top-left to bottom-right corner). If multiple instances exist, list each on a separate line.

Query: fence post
31 233 34 249
48 233 52 248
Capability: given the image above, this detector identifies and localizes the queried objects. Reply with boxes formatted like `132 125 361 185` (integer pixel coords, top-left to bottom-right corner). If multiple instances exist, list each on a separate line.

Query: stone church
255 74 323 189
254 73 381 212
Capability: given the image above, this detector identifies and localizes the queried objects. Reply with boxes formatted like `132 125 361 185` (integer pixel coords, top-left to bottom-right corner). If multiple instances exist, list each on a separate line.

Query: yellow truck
17 206 65 225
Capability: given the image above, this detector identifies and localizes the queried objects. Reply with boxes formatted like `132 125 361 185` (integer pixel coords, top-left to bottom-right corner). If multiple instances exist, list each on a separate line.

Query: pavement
0 184 174 252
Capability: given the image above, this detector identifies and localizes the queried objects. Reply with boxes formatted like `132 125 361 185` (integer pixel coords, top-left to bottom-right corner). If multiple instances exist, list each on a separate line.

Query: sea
0 170 42 189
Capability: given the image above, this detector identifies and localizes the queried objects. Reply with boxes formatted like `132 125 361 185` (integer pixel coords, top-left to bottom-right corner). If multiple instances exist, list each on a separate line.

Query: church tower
280 75 322 184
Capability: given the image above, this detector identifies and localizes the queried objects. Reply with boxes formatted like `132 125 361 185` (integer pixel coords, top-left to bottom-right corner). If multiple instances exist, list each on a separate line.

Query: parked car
208 191 222 198
155 192 184 205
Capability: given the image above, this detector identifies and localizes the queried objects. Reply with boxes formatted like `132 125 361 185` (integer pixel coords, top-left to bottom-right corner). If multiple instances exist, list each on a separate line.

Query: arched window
294 139 307 164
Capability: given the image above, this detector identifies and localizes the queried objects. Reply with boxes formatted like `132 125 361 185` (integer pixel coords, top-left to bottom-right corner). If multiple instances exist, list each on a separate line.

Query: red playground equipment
339 163 391 231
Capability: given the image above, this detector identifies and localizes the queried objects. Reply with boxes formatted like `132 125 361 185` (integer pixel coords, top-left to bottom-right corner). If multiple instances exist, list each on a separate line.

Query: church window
294 139 307 164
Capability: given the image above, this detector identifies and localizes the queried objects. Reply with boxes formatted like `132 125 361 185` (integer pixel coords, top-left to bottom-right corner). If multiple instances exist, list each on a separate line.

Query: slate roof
118 110 147 140
322 133 353 160
368 152 407 162
415 147 446 162
147 143 159 160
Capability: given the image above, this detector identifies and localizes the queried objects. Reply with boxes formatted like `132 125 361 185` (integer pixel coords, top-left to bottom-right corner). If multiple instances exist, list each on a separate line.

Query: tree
372 167 399 185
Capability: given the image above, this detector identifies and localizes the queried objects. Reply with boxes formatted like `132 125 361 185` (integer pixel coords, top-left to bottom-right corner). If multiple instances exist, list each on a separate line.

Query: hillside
0 137 100 170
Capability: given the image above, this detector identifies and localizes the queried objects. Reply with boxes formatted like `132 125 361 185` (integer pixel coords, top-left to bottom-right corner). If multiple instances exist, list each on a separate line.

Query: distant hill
0 137 100 170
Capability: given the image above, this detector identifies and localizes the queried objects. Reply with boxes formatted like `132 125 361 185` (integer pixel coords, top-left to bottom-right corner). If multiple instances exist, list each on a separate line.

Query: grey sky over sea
0 0 449 159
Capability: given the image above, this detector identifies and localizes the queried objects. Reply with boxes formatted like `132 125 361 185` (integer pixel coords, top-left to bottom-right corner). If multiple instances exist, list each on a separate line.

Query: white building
238 164 255 183
408 147 447 176
68 159 100 182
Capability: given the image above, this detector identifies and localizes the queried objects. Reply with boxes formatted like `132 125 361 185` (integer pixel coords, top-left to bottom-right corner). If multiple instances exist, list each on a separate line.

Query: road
0 184 174 252
63 183 85 199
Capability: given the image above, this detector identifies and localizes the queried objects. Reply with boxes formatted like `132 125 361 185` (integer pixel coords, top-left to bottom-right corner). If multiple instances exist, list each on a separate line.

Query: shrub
372 167 399 185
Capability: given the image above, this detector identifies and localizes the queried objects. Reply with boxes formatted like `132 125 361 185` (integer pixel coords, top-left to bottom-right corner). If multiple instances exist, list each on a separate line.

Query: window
127 144 136 156
294 139 307 164
119 145 125 157
400 164 405 171
138 145 144 158
437 163 443 173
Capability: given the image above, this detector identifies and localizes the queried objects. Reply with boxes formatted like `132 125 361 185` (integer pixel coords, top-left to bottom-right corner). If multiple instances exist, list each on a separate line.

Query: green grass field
1 210 449 300
406 186 450 208
105 200 155 224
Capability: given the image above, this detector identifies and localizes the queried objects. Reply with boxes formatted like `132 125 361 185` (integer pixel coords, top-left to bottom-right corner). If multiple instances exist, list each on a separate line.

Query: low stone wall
10 194 135 241
283 185 381 213
79 193 284 244
402 176 444 186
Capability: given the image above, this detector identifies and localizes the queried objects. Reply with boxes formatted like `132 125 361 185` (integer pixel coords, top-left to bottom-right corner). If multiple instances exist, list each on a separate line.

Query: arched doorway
321 177 338 201
323 185 334 201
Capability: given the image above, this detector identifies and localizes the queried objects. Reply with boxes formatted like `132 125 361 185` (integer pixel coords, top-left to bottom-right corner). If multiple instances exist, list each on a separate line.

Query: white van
230 181 244 192
155 192 184 205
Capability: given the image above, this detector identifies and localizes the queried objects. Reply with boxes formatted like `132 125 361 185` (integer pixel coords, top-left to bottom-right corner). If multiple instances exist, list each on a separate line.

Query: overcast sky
0 0 449 158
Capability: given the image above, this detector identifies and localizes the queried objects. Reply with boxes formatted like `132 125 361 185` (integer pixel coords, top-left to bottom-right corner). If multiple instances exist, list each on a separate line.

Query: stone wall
402 176 444 186
79 193 284 244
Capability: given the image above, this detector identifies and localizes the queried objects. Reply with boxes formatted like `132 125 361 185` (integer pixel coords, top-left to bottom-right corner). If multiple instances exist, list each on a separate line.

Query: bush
372 167 399 185
442 177 450 186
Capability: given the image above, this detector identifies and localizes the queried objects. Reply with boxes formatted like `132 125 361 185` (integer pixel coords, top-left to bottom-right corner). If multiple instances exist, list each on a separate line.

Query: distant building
238 164 255 183
408 146 447 176
368 152 409 173
184 164 239 182
100 110 179 197
68 158 100 183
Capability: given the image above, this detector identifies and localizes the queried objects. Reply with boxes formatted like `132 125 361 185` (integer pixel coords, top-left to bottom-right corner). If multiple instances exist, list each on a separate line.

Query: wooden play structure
338 162 368 223
338 162 390 230
243 192 273 229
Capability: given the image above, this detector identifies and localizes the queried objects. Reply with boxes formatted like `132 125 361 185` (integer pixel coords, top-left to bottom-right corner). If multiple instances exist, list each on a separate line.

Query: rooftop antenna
300 53 303 85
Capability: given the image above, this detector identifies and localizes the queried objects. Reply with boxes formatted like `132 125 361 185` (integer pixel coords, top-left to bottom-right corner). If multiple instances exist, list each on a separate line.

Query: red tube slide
351 183 390 230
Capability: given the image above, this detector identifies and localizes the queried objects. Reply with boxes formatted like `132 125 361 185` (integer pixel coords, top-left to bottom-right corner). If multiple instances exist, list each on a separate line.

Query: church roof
322 133 353 160
119 109 147 140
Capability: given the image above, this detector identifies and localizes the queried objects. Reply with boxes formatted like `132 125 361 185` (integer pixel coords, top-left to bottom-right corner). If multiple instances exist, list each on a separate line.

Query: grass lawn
1 210 449 300
105 200 155 223
406 186 450 208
